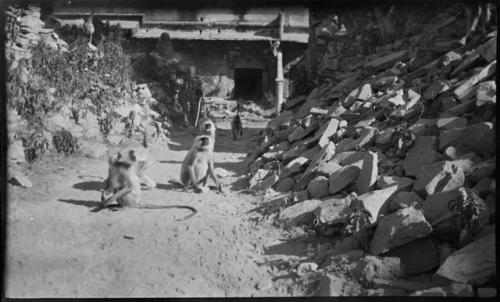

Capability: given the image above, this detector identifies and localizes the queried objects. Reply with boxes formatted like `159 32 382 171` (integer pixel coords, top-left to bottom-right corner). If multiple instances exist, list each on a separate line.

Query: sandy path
5 124 300 298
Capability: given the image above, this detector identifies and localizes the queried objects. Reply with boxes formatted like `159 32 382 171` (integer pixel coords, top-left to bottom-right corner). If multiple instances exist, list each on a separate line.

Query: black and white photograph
1 0 497 298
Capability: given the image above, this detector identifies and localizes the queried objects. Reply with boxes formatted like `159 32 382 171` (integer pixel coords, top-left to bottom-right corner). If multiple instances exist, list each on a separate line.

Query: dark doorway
233 68 263 100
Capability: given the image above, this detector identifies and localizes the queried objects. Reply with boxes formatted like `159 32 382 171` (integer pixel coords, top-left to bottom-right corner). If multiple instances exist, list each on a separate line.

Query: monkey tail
142 127 148 148
195 96 205 128
140 204 198 220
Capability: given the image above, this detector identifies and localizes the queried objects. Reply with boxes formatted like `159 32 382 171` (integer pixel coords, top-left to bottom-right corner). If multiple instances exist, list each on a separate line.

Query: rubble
413 161 465 197
278 199 322 226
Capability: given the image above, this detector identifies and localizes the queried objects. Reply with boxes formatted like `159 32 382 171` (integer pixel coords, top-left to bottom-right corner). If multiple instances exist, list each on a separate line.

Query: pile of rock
247 4 496 297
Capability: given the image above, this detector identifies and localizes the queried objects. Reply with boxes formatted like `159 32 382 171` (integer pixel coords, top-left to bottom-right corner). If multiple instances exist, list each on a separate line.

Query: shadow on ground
73 181 102 191
58 198 101 208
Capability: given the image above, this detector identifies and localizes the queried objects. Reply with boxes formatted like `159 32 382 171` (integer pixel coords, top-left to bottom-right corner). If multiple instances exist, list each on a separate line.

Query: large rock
383 237 439 276
281 156 310 179
275 177 295 192
370 207 432 255
278 199 322 226
328 165 360 195
356 151 378 194
457 122 495 157
413 161 464 198
436 233 495 285
402 136 443 177
295 142 336 191
307 176 330 199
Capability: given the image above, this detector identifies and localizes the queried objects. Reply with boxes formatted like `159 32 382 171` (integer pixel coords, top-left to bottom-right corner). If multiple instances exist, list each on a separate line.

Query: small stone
436 233 495 285
438 128 465 151
457 122 495 157
453 60 496 101
302 146 321 160
377 176 414 190
356 151 378 194
275 177 295 192
329 165 361 195
249 169 270 188
278 199 322 226
281 156 310 179
9 171 33 188
413 161 465 198
316 273 350 296
436 116 467 130
422 80 450 101
389 191 424 212
307 176 330 199
370 207 432 255
336 127 376 153
422 189 463 224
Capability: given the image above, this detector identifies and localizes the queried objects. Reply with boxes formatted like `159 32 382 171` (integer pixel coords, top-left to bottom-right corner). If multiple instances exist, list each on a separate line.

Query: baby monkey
180 134 222 193
231 103 243 140
99 149 197 220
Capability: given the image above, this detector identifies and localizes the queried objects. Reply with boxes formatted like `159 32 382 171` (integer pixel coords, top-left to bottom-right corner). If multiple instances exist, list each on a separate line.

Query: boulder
329 165 360 195
383 237 439 276
436 233 495 285
275 177 295 192
278 199 322 226
413 161 465 198
356 151 378 194
307 176 330 199
370 207 432 255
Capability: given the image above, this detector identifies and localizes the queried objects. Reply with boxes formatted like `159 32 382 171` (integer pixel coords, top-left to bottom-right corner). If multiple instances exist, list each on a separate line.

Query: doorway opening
233 68 263 101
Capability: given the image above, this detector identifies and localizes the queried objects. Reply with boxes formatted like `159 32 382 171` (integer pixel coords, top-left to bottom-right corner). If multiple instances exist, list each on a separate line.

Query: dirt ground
5 119 316 298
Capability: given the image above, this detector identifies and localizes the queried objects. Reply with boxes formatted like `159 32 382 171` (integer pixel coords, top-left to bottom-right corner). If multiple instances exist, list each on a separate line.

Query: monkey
97 149 197 220
231 103 243 140
180 134 222 194
111 127 156 190
195 97 216 147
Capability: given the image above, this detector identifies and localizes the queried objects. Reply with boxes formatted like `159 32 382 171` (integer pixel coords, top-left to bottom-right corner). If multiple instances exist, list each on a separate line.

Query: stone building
49 0 309 102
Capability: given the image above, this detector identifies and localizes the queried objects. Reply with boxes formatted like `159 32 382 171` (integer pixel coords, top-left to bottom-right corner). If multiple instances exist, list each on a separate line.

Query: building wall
129 39 306 100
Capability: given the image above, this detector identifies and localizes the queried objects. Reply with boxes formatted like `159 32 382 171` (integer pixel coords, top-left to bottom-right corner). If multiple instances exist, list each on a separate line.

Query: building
49 0 309 102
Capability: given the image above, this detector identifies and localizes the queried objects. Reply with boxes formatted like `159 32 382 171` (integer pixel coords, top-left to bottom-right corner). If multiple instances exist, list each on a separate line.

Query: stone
453 60 496 101
79 140 108 159
297 262 318 277
422 189 463 225
316 118 340 148
342 83 373 107
261 151 281 161
458 122 495 157
408 118 438 136
332 151 366 166
275 177 295 192
436 116 467 130
477 288 497 297
317 160 342 176
307 176 330 199
469 160 495 183
251 172 279 192
450 155 476 174
353 185 400 224
389 191 424 212
336 127 376 153
356 151 378 194
328 165 360 195
402 136 443 177
268 110 294 130
436 233 495 285
472 178 495 198
278 199 322 226
377 176 413 190
438 128 464 151
370 207 432 255
380 89 405 107
281 156 310 179
410 283 473 297
476 81 496 106
327 102 347 118
365 50 408 71
8 140 25 163
285 95 306 109
295 142 336 191
316 273 350 296
351 255 404 283
249 169 270 188
9 171 33 188
302 146 321 160
422 80 450 101
383 237 439 276
436 242 456 265
375 127 396 146
413 161 464 198
316 197 352 225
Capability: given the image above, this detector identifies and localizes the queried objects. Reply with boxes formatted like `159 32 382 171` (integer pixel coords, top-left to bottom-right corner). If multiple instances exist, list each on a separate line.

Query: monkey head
196 135 212 151
110 150 137 167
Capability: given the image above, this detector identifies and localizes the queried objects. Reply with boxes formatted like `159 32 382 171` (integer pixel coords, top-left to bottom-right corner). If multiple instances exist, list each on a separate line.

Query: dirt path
5 122 309 298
